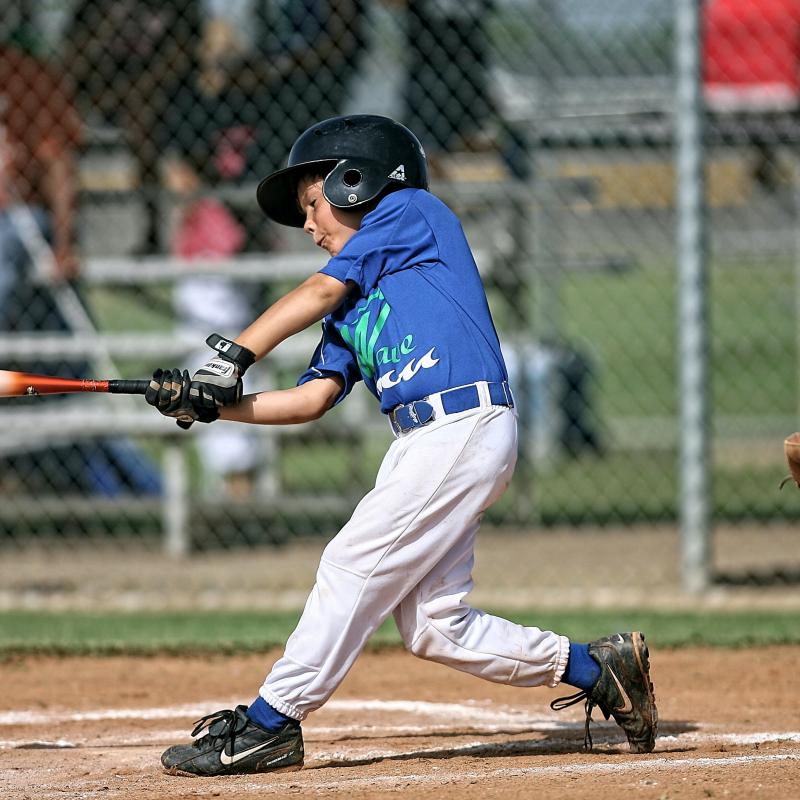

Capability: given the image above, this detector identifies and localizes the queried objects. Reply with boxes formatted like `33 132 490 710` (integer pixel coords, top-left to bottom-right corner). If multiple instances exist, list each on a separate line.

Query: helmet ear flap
323 160 385 210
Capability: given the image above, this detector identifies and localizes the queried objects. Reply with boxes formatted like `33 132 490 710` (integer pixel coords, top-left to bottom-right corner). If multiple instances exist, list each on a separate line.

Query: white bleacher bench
0 247 495 554
0 254 380 554
83 253 324 283
0 330 318 361
80 249 492 283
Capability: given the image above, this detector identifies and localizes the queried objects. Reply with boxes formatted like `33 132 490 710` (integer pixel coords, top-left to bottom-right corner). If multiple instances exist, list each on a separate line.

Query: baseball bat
0 369 149 397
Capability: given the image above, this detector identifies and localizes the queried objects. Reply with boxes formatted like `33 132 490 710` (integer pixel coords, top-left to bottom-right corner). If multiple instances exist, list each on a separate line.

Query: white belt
388 380 514 436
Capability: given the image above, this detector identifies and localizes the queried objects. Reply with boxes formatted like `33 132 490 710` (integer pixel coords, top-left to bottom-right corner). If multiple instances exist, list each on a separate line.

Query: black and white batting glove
189 334 257 414
145 368 219 428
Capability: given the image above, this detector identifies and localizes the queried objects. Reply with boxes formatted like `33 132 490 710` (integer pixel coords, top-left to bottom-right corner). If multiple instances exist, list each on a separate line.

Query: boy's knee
406 607 472 661
394 606 434 657
407 624 436 659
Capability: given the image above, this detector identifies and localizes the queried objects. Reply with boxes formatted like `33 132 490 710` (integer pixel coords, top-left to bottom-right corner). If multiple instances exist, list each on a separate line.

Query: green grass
276 442 800 525
561 259 798 419
0 609 797 656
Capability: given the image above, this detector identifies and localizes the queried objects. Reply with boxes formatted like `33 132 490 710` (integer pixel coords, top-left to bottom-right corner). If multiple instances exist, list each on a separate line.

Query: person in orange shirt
0 42 83 328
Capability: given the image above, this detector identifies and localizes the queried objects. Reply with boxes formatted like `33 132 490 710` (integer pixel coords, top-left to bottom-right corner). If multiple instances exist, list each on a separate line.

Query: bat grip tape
107 379 150 395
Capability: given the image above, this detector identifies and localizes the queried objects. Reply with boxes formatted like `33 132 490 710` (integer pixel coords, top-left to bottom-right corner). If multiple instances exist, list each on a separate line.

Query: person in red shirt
703 0 800 191
704 0 800 112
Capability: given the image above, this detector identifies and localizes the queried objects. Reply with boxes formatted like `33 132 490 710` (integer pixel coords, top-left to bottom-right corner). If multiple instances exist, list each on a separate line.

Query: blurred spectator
0 39 161 497
398 0 496 167
245 0 367 177
704 0 800 113
159 17 263 499
703 0 800 192
0 41 82 328
156 2 365 496
64 0 200 254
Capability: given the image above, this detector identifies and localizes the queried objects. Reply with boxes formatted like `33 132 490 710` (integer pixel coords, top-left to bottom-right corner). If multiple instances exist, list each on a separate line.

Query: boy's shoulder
372 187 457 224
333 189 458 262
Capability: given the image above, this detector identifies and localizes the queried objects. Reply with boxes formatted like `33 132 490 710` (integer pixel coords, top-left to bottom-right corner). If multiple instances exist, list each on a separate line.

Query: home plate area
1 648 799 799
2 697 800 799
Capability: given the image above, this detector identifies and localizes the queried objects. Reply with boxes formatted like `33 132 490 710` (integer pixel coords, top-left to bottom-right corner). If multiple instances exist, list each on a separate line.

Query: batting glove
189 334 256 414
145 368 220 427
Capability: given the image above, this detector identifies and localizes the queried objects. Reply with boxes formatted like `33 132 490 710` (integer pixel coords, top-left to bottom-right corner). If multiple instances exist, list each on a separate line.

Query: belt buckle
390 400 435 435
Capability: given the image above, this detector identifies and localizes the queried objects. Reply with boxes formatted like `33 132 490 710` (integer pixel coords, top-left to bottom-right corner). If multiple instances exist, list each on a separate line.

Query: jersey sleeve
296 319 362 406
319 191 438 294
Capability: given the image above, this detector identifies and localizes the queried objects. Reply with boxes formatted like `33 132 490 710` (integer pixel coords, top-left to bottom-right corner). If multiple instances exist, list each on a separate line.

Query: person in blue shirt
145 115 657 777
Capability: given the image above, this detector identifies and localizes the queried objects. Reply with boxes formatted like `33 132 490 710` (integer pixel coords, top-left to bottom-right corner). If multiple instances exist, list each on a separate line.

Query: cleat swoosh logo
219 738 279 766
608 666 634 714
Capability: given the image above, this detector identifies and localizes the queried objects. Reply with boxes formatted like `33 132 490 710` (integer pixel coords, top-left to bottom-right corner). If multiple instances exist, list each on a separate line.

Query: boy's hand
145 368 219 427
188 334 257 416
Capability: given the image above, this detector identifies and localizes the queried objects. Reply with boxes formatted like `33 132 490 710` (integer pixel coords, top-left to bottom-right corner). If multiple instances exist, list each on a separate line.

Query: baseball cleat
551 631 658 753
161 705 304 776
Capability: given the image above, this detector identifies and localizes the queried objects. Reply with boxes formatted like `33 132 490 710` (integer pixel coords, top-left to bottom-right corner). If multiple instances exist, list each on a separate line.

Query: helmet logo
388 164 406 181
347 193 358 203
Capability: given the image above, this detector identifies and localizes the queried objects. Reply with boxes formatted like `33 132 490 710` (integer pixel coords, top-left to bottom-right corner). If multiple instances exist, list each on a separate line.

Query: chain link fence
1 1 798 589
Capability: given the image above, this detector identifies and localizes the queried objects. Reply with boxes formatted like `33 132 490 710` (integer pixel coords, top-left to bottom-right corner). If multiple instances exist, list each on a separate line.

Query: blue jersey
297 188 508 413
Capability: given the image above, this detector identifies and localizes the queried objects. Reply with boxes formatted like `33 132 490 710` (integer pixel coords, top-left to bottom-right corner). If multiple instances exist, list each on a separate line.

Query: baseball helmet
256 114 428 227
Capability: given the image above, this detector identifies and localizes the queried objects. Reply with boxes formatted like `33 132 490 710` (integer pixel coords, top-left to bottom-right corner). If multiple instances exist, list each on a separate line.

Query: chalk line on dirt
8 753 800 800
0 698 560 727
2 694 799 800
4 729 799 754
1 698 799 763
223 753 800 794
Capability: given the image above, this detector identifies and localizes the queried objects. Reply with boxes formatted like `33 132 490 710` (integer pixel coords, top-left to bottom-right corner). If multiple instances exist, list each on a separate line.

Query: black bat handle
108 379 194 431
107 378 195 429
107 379 150 395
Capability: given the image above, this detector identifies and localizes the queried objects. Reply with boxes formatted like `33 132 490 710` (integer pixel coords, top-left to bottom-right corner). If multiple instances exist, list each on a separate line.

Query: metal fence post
163 440 190 558
675 0 711 592
793 155 800 421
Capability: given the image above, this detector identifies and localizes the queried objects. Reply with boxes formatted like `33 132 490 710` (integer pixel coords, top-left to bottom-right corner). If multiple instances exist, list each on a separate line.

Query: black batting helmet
256 115 428 227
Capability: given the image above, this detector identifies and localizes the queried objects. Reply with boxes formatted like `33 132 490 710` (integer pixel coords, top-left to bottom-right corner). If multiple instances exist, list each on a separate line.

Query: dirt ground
2 526 798 797
1 646 799 800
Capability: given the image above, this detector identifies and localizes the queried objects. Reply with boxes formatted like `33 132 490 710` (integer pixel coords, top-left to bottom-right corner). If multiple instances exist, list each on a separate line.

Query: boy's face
297 176 364 257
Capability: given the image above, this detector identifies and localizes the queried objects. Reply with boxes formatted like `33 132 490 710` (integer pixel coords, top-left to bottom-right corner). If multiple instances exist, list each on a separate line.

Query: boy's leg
395 531 657 753
393 520 568 687
259 406 526 719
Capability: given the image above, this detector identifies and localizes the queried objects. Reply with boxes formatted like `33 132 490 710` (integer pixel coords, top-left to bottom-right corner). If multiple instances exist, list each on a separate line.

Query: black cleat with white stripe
161 705 304 776
551 631 658 753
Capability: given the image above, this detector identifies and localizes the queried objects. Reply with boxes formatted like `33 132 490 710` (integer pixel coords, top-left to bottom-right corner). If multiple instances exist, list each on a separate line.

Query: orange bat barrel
0 370 149 397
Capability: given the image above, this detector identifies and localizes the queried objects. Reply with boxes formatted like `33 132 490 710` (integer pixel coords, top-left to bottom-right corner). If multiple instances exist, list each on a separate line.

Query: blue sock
247 696 294 731
562 642 601 691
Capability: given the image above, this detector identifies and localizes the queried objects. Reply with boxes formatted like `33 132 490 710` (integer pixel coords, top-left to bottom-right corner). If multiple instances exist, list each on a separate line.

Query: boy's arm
221 375 344 425
182 273 352 421
236 273 353 360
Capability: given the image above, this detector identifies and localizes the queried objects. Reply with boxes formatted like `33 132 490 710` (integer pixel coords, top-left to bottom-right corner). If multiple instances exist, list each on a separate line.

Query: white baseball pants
260 402 569 720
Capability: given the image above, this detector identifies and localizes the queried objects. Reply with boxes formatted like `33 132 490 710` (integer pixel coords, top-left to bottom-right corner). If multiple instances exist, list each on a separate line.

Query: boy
146 115 657 776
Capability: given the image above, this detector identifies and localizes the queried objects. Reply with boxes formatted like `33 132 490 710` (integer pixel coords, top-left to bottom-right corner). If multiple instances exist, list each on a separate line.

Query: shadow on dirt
310 720 699 768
